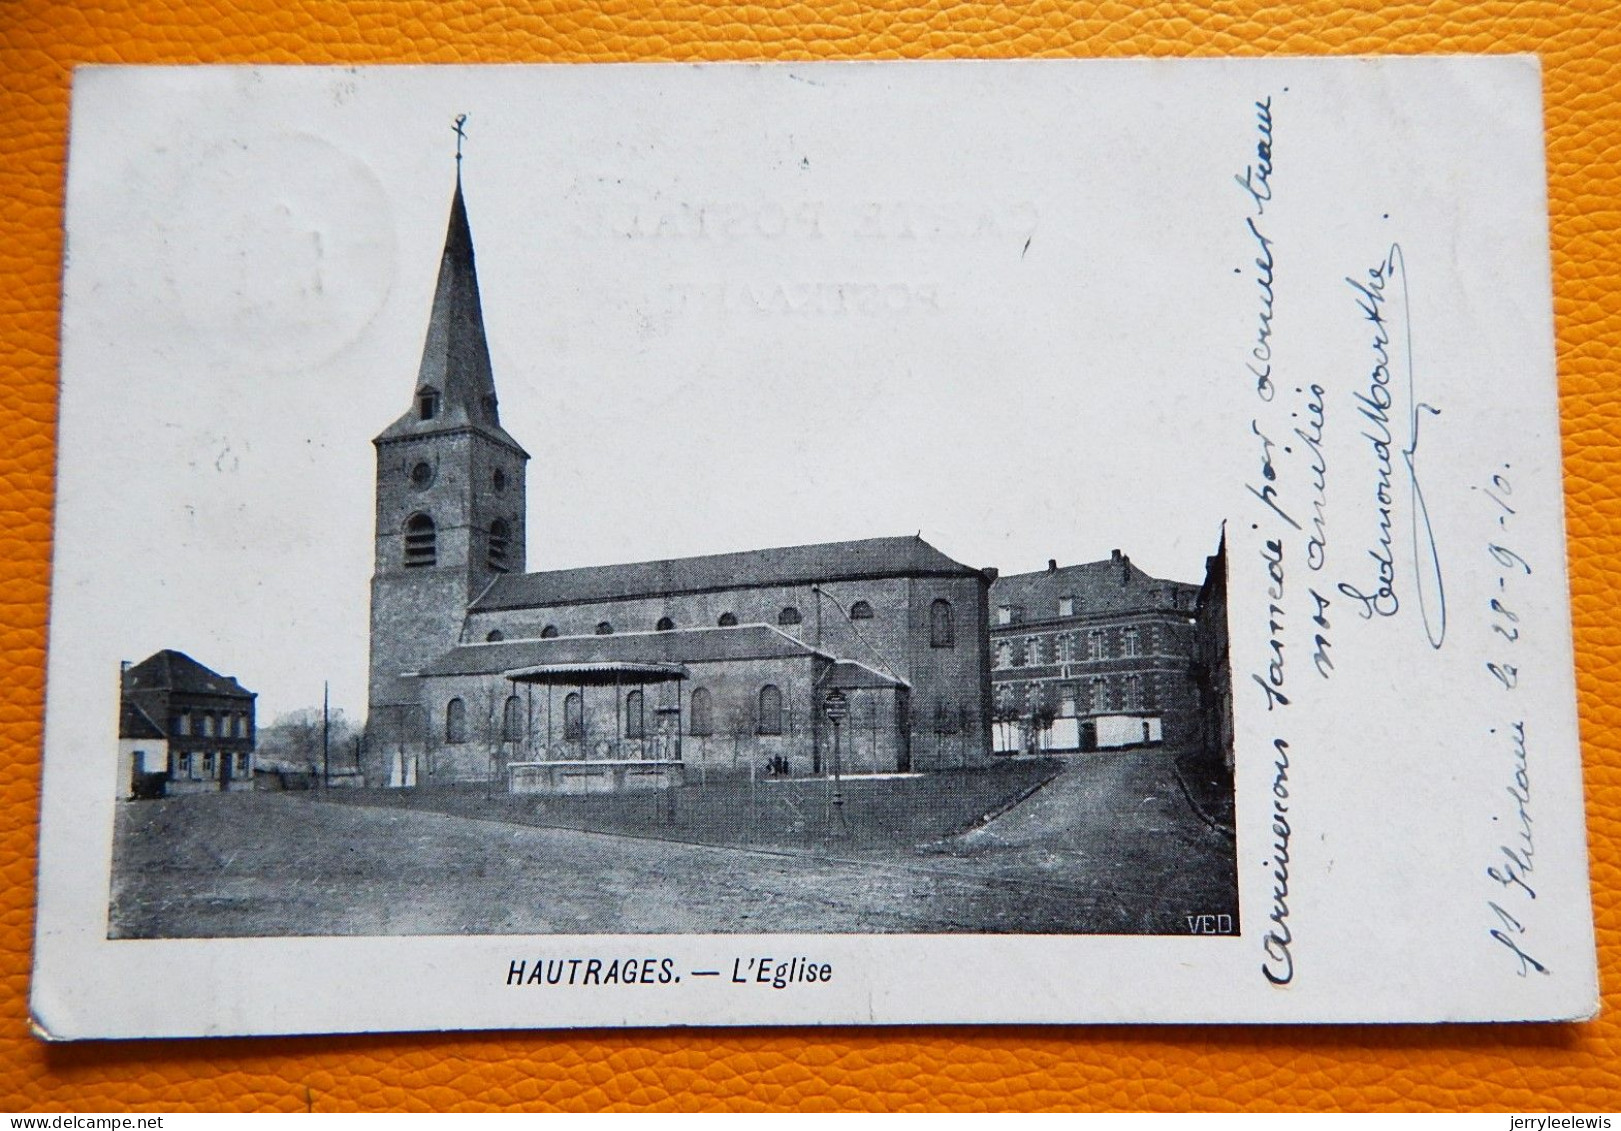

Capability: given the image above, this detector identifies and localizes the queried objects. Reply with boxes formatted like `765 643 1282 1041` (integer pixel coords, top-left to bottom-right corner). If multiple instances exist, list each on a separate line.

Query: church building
363 168 993 790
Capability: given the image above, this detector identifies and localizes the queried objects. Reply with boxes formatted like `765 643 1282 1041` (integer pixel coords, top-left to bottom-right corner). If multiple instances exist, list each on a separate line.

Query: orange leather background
2 0 1618 1113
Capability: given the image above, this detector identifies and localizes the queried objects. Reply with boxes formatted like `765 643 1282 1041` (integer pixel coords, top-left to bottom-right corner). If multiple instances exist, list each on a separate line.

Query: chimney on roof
1047 558 1057 574
982 567 999 582
120 660 131 672
1111 549 1122 562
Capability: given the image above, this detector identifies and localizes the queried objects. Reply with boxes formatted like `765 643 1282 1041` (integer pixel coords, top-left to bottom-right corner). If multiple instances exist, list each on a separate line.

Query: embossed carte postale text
30 58 1594 1038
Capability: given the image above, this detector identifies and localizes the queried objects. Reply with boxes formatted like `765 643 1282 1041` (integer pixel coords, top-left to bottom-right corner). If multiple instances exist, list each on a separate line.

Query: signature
1337 243 1447 648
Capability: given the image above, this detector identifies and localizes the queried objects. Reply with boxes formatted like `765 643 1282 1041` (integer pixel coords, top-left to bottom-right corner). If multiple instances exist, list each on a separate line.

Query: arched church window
541 625 559 639
486 629 504 643
849 600 874 620
930 598 955 648
488 519 511 571
690 688 714 736
418 386 440 421
778 607 802 626
656 617 675 631
493 467 507 493
404 513 436 568
625 690 645 738
758 685 783 735
502 695 522 741
718 612 738 627
563 693 582 740
445 698 467 744
595 621 613 636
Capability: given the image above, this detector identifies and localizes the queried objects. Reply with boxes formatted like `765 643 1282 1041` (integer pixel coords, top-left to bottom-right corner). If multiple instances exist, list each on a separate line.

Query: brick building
118 650 256 796
364 169 993 790
988 549 1207 754
1191 531 1233 770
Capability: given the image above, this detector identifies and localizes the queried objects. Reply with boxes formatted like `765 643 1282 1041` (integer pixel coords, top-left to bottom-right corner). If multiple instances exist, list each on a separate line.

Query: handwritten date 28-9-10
1480 468 1531 690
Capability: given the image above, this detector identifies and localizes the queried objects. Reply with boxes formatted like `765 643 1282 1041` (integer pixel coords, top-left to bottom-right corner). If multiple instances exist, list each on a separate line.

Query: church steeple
367 127 532 736
376 147 525 456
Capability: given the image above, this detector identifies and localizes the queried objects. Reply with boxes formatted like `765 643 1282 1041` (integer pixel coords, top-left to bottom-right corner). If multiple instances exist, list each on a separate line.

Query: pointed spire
414 173 497 419
376 122 526 456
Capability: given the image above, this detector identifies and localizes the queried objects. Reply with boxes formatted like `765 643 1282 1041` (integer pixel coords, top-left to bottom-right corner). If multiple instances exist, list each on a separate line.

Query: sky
55 63 1272 721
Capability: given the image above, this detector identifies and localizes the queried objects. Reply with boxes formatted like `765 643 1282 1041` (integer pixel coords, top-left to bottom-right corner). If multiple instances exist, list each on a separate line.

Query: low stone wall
508 759 685 795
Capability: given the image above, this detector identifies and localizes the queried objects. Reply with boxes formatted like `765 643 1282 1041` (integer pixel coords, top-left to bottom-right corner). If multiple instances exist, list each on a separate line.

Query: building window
563 693 583 740
1124 674 1143 711
758 685 783 735
486 629 504 642
541 625 559 638
778 607 802 626
418 387 441 420
1090 678 1108 713
404 513 437 568
656 617 675 632
930 599 954 648
409 460 434 489
996 605 1014 626
1059 596 1076 617
1123 627 1139 658
203 752 216 776
488 519 511 571
1059 686 1078 718
235 752 250 777
595 621 613 635
850 600 874 620
995 641 1012 669
503 695 522 742
1087 630 1104 660
934 700 958 734
202 713 215 737
176 712 191 736
233 713 246 738
625 690 645 739
718 612 738 627
1025 637 1041 666
183 753 198 780
446 698 467 744
493 467 507 493
690 688 714 737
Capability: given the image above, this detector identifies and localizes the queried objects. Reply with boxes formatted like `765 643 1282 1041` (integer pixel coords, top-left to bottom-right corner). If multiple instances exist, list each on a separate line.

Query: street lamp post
824 689 849 839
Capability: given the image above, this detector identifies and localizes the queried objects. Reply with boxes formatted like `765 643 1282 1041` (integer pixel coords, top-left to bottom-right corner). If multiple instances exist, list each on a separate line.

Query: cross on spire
453 113 468 169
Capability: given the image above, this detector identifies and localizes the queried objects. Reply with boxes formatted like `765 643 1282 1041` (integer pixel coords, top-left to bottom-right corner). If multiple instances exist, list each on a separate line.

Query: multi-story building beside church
363 169 993 790
118 649 257 797
988 549 1209 754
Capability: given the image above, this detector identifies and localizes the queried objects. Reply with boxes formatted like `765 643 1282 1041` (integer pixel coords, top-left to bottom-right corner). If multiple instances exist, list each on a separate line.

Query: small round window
493 468 507 492
409 461 434 489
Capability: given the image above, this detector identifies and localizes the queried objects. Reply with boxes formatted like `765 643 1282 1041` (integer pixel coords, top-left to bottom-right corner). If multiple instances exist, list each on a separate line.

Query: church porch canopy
504 661 686 686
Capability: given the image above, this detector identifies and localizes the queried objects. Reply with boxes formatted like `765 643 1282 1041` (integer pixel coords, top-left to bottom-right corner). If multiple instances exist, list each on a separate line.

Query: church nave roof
470 534 983 612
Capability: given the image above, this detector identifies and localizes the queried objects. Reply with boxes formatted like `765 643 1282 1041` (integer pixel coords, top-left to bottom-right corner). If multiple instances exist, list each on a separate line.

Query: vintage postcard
31 59 1596 1037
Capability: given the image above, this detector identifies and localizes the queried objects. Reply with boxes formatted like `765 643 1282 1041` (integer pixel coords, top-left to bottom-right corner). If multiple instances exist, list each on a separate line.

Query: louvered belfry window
488 519 510 571
404 514 436 568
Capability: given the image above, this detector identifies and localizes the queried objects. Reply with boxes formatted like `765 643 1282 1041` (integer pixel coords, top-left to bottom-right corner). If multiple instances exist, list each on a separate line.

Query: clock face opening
409 460 434 489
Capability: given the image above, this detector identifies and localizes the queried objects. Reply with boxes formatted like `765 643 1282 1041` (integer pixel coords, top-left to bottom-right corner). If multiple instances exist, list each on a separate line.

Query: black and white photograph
34 60 1596 1036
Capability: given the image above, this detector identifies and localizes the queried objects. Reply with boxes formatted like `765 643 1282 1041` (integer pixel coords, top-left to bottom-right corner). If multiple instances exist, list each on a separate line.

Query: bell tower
366 130 529 754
